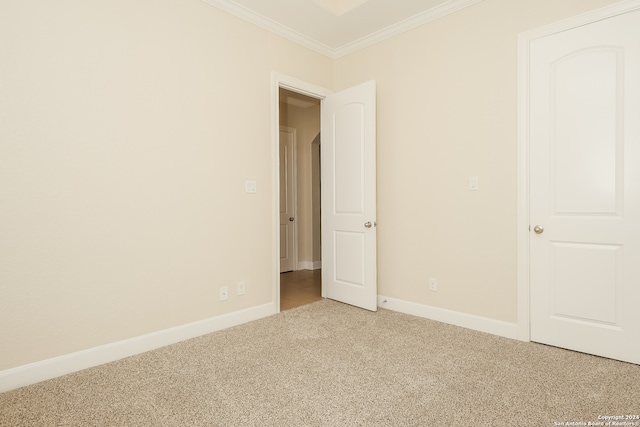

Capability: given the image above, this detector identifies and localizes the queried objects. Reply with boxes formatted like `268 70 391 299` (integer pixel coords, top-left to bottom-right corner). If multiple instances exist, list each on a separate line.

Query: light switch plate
469 176 479 191
245 180 257 193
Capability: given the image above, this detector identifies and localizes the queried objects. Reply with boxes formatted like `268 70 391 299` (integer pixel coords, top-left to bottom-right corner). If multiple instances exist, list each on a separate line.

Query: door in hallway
280 269 322 311
279 128 296 273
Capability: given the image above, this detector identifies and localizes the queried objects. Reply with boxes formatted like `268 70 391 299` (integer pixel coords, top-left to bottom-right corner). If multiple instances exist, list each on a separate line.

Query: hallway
280 269 322 311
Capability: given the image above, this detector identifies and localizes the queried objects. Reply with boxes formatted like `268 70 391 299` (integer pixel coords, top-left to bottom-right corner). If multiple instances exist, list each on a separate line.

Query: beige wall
0 0 621 372
0 0 332 370
334 0 619 323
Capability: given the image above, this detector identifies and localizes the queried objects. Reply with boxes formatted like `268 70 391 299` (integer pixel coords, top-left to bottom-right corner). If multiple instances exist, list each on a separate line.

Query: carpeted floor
1 299 639 426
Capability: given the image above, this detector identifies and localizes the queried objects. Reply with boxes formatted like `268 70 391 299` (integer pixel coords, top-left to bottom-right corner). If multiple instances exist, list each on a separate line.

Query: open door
321 80 377 311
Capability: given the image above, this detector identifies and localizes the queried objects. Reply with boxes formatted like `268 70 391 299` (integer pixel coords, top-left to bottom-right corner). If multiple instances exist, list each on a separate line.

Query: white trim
516 0 640 343
201 0 482 59
378 296 518 340
271 73 333 312
0 303 274 393
297 261 312 270
516 25 531 343
297 261 322 270
332 0 482 58
520 0 640 41
201 0 335 57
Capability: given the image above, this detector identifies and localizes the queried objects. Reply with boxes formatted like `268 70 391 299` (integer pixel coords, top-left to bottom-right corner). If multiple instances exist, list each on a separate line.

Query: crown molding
200 0 483 59
333 0 483 58
200 0 336 58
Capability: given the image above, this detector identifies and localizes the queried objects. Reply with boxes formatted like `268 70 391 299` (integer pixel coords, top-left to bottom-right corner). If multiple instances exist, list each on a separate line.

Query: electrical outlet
237 281 245 296
429 278 438 292
219 286 228 301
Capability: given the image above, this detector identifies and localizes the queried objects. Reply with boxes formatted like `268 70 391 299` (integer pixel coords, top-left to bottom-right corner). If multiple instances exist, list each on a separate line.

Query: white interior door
279 128 296 273
321 80 377 311
529 10 640 364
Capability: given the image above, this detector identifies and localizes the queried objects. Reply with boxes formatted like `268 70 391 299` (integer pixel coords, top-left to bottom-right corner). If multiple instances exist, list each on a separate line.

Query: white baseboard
1 298 517 393
377 295 518 340
297 261 322 270
0 302 275 393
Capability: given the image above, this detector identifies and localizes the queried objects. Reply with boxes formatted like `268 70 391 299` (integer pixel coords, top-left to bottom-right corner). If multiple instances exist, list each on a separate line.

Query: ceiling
200 0 482 58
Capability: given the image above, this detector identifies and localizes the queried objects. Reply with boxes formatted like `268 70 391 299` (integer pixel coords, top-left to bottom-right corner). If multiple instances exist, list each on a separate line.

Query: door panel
529 10 640 364
552 48 621 215
322 80 377 311
335 231 365 286
551 242 621 326
334 103 365 214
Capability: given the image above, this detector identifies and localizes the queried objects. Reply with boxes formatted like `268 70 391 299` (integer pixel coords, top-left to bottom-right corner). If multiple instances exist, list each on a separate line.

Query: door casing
516 0 640 342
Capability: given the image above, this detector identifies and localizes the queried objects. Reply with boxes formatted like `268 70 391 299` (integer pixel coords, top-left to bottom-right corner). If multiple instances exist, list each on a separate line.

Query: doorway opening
279 88 322 311
273 74 377 313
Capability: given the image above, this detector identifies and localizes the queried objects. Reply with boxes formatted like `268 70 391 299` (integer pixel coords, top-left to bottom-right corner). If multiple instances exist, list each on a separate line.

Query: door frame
516 0 640 342
271 72 333 313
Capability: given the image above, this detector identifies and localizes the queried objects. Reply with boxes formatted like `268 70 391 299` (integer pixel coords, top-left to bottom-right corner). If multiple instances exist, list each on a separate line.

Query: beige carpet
1 299 639 426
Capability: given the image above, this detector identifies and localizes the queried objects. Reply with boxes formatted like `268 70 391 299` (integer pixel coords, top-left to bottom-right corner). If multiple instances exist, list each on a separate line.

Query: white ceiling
200 0 482 58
